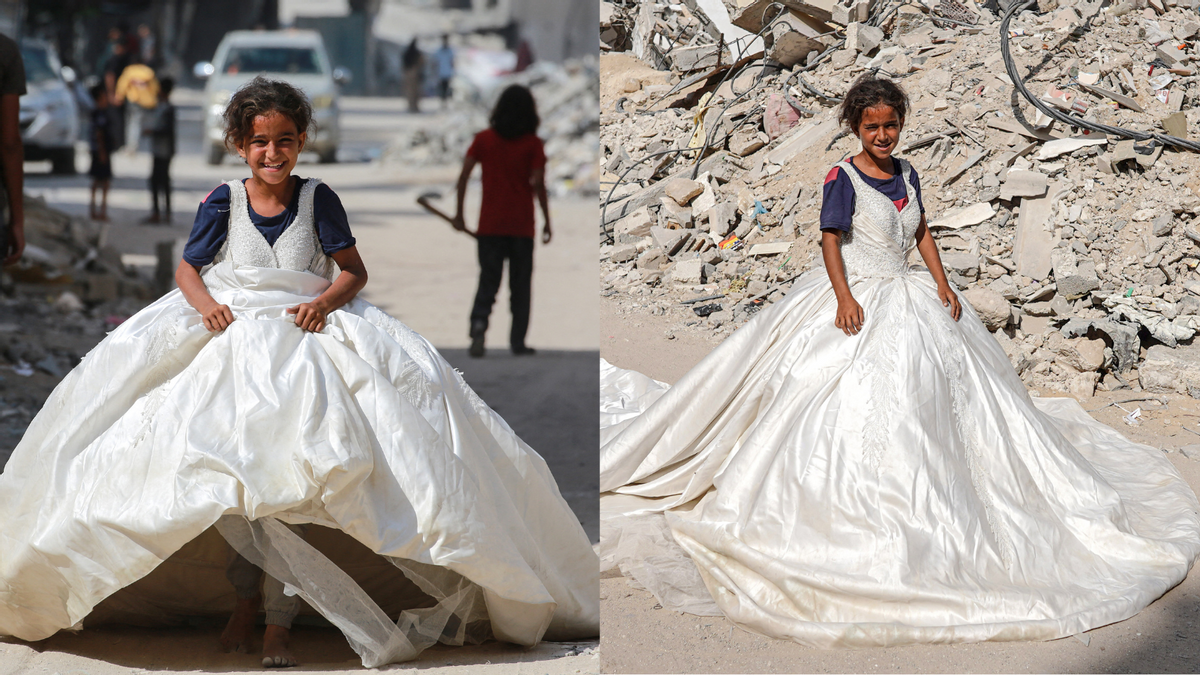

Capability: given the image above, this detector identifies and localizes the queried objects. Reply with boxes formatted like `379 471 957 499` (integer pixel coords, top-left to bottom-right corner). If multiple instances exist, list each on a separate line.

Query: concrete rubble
0 197 153 464
600 0 1200 401
383 58 600 196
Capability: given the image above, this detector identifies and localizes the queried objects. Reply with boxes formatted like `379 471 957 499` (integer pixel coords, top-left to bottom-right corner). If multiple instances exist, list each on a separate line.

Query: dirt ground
600 295 1200 674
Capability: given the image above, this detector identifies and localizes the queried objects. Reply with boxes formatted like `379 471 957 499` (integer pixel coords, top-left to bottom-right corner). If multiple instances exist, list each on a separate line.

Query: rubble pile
0 197 152 465
600 0 1200 399
385 58 601 196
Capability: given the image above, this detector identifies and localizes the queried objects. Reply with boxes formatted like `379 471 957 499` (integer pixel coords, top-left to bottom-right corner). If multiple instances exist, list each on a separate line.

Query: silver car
195 30 347 165
20 39 80 174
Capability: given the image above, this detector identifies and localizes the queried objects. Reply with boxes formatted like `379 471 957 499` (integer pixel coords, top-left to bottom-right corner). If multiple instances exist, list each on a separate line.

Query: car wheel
50 149 76 174
207 144 226 166
318 147 337 164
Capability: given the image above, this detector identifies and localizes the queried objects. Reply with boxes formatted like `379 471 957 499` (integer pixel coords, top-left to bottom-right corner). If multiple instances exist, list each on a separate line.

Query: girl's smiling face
854 104 903 163
237 112 305 185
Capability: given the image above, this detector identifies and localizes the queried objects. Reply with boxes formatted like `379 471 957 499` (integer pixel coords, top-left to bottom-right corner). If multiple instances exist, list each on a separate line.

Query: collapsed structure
600 0 1200 400
0 199 154 463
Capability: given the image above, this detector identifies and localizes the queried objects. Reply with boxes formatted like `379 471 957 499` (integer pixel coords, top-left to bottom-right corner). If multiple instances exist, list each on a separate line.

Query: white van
194 30 348 165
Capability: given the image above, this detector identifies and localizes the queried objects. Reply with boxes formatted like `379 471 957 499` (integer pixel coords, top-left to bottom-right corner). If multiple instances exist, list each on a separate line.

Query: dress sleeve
909 164 925 214
182 184 232 266
819 167 855 233
313 183 356 255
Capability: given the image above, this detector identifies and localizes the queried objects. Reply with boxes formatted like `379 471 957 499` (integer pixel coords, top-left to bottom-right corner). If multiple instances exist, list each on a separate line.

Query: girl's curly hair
489 84 539 140
838 75 909 133
222 76 314 151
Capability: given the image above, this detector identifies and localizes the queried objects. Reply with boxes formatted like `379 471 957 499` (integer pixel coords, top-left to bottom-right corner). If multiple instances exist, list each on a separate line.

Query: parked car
195 30 348 165
20 39 80 174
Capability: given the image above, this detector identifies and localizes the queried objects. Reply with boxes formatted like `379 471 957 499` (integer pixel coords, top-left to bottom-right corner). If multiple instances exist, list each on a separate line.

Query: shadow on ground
438 348 599 544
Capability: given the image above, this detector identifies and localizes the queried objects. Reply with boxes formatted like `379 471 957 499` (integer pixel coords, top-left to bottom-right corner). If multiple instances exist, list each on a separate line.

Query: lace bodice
212 178 337 280
835 159 922 278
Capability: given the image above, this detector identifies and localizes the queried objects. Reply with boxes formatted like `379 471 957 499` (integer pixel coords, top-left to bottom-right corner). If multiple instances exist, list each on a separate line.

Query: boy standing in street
88 84 114 221
433 35 454 110
452 85 550 357
143 77 175 224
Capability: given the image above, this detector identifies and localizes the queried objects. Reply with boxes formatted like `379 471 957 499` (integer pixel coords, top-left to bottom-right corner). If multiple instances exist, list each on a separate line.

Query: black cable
1000 0 1200 152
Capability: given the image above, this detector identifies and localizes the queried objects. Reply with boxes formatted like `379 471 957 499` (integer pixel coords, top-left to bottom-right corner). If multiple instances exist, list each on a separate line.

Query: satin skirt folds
600 265 1200 647
0 262 598 658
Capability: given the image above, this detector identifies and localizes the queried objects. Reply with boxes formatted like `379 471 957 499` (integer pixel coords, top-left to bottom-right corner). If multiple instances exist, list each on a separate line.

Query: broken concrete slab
767 114 839 164
651 225 690 256
1034 135 1108 160
929 202 996 230
1163 111 1188 138
615 206 655 237
1141 344 1200 398
748 241 792 256
1000 170 1050 200
941 151 988 185
1012 181 1060 281
665 178 706 206
845 22 884 53
1079 82 1144 112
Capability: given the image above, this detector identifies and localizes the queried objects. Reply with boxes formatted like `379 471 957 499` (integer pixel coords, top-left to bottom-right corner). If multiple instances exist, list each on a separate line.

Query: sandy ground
600 295 1200 674
5 94 598 674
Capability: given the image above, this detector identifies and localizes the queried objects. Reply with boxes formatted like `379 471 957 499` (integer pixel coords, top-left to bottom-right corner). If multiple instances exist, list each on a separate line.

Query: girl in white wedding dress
599 76 1200 647
0 77 598 668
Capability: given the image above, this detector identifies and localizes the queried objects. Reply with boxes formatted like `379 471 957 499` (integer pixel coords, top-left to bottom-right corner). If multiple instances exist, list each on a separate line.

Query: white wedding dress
0 179 598 667
599 159 1200 646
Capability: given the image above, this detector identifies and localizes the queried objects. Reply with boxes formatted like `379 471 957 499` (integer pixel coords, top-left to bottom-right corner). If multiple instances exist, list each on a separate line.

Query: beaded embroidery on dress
599 157 1200 649
0 179 599 666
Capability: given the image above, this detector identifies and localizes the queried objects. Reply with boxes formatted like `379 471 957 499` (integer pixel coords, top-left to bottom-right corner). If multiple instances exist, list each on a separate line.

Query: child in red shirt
452 84 551 357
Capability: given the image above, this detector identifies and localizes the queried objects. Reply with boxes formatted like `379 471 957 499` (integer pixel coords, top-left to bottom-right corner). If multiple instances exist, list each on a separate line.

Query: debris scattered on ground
599 0 1200 401
384 58 600 196
0 196 152 465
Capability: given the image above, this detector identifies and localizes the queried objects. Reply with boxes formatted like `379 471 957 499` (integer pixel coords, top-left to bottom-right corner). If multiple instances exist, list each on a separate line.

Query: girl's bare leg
262 624 297 668
99 182 109 221
219 594 261 653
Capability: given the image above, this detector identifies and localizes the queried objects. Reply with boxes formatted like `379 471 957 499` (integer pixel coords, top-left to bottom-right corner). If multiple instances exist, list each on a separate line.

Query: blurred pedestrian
514 39 534 73
114 57 159 155
88 84 115 222
434 35 454 109
143 77 175 224
402 38 424 113
101 37 130 151
452 85 550 358
0 32 25 265
138 23 157 67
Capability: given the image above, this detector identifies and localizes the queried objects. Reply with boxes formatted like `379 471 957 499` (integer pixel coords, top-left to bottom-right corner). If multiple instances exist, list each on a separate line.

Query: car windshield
221 46 324 75
20 45 58 85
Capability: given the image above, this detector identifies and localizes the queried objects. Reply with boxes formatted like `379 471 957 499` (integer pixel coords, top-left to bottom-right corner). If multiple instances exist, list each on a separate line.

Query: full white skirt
0 262 598 666
600 266 1200 647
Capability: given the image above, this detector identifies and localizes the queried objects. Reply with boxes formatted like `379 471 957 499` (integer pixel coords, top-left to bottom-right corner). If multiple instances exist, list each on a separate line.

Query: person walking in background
433 35 454 109
0 32 25 265
114 56 159 155
101 35 129 152
137 23 157 68
452 85 550 358
402 38 424 113
143 77 175 224
88 84 114 222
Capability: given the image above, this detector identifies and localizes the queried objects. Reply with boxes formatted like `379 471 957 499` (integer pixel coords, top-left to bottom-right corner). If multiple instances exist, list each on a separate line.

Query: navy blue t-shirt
819 158 924 233
183 178 355 266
